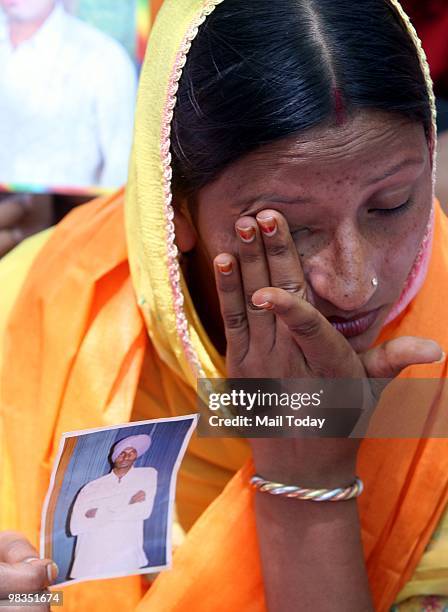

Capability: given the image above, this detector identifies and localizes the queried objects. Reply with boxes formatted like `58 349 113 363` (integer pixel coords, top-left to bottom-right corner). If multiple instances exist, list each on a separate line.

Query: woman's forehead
248 112 423 167
211 111 429 204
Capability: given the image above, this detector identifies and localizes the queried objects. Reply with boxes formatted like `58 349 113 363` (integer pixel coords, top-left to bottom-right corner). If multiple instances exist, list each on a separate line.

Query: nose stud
371 277 379 288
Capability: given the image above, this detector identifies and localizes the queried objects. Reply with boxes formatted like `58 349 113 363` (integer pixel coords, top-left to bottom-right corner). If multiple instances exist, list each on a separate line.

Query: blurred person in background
0 193 52 258
0 0 138 189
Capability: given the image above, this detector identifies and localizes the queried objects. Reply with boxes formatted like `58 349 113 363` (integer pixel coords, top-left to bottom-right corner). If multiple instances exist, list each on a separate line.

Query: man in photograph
0 0 137 188
69 434 157 579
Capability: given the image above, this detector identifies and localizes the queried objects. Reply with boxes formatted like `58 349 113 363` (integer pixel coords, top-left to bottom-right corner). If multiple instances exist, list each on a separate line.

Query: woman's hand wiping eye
213 209 442 433
214 209 441 379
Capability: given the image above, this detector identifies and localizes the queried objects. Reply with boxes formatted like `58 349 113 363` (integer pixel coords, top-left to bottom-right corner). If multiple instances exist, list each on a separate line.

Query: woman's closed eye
368 197 414 217
291 226 312 236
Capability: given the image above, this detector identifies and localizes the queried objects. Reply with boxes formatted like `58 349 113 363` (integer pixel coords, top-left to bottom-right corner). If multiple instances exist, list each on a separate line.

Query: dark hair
171 0 432 197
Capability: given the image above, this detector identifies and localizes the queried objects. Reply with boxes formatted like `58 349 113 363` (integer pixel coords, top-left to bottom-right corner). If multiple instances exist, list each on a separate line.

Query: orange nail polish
257 216 277 236
217 261 233 275
236 226 256 243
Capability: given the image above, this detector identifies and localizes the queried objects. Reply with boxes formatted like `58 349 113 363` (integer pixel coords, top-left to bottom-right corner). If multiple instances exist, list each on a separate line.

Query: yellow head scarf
126 1 226 389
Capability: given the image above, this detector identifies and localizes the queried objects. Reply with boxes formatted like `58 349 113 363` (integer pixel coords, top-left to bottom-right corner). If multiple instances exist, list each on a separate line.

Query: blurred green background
65 0 137 60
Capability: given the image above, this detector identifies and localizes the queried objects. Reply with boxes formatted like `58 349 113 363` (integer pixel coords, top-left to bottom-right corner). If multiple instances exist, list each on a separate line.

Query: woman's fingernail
252 298 274 310
217 260 233 275
236 225 256 243
435 351 446 364
23 556 41 564
46 562 59 583
257 216 277 236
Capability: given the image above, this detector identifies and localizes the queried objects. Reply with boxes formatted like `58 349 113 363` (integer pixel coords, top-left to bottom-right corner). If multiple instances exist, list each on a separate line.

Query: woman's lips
327 308 381 338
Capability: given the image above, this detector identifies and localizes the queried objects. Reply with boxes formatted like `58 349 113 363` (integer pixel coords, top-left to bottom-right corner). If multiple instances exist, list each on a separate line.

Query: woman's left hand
213 209 443 483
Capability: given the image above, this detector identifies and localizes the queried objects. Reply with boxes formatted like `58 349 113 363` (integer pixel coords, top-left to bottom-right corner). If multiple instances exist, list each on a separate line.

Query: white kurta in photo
0 3 137 187
69 466 158 578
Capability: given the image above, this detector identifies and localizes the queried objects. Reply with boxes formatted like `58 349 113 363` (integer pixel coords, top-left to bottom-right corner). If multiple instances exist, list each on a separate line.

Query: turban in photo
111 434 151 462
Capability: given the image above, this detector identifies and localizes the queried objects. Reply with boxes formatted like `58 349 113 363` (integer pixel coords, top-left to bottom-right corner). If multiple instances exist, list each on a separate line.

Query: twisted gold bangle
250 474 363 501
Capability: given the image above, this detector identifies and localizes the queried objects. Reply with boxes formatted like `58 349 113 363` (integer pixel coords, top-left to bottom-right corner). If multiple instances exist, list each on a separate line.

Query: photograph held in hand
40 417 198 587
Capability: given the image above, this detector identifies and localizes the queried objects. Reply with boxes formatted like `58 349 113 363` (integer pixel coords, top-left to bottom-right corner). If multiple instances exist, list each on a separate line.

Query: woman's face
178 110 432 355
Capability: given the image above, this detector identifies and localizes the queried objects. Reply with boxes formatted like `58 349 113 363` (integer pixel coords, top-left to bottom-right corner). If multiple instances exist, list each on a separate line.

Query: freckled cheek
291 234 330 274
378 247 409 283
296 233 414 295
376 233 422 294
194 202 238 254
206 228 240 256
